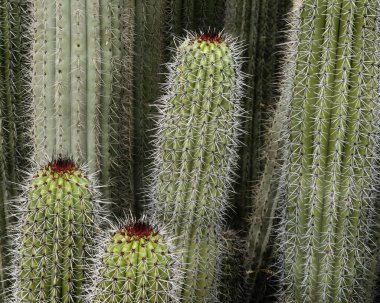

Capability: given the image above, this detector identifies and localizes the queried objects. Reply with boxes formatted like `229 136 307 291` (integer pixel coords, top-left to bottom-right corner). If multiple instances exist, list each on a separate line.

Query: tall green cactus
31 0 134 211
10 158 103 302
149 32 244 302
277 1 380 302
89 218 180 302
244 100 286 302
0 1 32 301
224 0 292 228
132 0 167 212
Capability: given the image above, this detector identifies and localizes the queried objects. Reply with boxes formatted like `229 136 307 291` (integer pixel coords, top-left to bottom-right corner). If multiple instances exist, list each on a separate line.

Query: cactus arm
0 115 7 303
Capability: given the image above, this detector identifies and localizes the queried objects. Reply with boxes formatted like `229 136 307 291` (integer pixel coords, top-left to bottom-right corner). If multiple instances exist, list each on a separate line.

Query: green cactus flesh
280 1 380 302
15 159 95 303
151 33 243 302
92 222 174 303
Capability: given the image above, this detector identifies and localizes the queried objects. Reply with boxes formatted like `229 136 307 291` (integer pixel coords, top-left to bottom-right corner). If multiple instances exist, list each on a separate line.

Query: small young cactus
149 32 245 302
88 217 180 303
277 1 380 302
10 158 103 303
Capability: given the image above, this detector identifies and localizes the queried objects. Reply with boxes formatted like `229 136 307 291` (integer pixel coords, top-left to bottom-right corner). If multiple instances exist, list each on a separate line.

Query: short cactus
10 158 103 303
277 1 380 302
88 218 180 303
149 32 245 302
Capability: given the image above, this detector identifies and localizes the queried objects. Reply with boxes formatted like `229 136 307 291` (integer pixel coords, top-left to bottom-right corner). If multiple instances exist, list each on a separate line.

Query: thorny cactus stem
149 32 245 302
277 1 380 302
89 217 181 303
10 158 103 303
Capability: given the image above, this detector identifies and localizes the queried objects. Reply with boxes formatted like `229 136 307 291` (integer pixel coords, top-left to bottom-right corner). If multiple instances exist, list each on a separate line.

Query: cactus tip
197 33 223 43
119 221 157 239
46 157 77 173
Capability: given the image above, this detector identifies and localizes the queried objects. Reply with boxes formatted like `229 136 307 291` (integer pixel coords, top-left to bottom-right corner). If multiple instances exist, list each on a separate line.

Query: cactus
169 0 226 36
10 158 103 303
218 230 245 303
224 0 293 228
31 0 134 211
132 0 167 213
149 32 244 302
88 217 180 303
243 100 286 302
0 1 32 301
277 1 380 302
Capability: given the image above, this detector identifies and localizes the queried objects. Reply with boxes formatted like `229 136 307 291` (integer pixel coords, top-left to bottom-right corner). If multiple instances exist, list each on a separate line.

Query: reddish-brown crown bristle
121 222 156 239
46 158 77 173
197 33 222 44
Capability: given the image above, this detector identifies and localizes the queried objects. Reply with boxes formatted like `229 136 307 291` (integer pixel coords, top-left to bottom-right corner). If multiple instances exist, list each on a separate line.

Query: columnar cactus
224 0 292 227
169 0 226 36
244 101 286 302
0 1 32 301
31 0 134 210
88 218 180 302
133 0 167 212
10 158 103 302
218 230 244 303
149 32 244 302
277 1 380 302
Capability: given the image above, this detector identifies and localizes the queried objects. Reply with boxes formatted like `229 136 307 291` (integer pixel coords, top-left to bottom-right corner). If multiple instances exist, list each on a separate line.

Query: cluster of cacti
9 158 102 302
2 0 380 303
276 0 380 302
148 32 245 302
88 218 180 303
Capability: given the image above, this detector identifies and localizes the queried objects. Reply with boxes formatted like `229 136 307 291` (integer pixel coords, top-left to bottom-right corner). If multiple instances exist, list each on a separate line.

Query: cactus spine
277 1 380 302
31 0 134 210
150 33 244 302
224 0 292 228
89 218 180 302
11 158 102 303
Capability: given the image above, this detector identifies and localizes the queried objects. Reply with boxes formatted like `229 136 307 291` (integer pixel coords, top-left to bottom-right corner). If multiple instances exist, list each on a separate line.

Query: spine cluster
149 32 244 302
277 1 380 302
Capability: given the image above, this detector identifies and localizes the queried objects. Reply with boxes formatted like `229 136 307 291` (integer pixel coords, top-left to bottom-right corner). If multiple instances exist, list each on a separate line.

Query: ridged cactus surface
169 0 226 36
0 1 32 301
31 0 134 210
149 33 244 302
278 1 380 302
11 159 101 303
224 0 292 228
89 218 179 302
132 0 167 212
